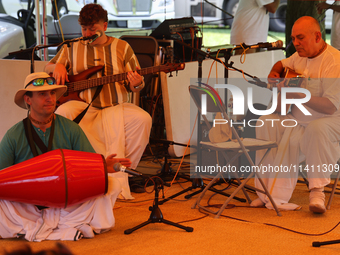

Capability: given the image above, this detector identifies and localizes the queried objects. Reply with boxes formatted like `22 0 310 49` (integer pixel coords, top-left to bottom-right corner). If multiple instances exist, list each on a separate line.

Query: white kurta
230 0 274 45
254 44 340 210
0 174 121 241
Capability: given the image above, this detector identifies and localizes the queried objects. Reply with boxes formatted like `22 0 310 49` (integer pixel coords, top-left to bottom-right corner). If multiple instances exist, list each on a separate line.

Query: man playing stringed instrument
45 4 152 196
251 16 340 214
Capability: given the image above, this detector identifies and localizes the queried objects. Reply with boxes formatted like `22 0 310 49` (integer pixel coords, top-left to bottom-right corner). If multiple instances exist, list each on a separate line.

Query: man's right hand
268 71 281 79
52 63 69 85
45 63 69 85
268 60 284 86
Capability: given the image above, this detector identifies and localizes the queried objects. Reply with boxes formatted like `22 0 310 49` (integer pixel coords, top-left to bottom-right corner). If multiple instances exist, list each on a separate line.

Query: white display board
161 50 286 157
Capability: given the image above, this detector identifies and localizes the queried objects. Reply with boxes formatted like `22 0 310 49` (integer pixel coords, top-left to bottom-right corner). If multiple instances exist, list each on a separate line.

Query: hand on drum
105 154 132 173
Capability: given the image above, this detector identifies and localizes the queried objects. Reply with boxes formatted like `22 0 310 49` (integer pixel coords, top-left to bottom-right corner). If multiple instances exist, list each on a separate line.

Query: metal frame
189 85 282 218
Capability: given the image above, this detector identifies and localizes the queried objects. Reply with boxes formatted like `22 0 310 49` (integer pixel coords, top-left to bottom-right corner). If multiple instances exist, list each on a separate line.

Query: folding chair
189 85 282 218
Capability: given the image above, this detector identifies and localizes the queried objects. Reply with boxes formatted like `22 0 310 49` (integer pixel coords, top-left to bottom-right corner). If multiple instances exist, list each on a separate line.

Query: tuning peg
169 72 173 77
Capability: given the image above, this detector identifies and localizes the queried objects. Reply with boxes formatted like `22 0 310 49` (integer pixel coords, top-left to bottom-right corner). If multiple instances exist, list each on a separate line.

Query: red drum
0 149 108 208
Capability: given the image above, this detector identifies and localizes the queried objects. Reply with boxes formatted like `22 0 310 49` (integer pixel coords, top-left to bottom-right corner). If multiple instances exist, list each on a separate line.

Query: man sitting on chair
251 16 340 213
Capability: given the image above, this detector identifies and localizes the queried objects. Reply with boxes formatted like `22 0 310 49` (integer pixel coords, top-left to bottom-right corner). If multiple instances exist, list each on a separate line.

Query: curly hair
78 4 108 26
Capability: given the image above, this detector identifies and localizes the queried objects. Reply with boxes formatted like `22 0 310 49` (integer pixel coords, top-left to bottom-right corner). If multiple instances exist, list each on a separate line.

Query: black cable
176 209 209 224
196 203 340 237
118 177 340 237
222 213 340 237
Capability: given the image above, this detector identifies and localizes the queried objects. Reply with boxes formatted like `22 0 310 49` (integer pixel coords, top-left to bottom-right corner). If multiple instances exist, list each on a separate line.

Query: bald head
294 16 321 35
291 16 325 58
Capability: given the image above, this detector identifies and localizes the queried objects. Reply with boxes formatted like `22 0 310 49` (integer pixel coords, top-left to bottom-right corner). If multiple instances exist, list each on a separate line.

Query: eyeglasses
25 77 56 88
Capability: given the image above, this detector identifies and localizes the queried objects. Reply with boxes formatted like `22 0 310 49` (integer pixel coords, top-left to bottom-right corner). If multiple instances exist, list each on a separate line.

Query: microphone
82 31 103 44
113 162 143 177
249 40 284 49
235 40 284 50
89 31 103 44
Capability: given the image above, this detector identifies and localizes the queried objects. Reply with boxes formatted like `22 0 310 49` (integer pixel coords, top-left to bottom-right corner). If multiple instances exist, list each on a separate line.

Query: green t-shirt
0 114 95 170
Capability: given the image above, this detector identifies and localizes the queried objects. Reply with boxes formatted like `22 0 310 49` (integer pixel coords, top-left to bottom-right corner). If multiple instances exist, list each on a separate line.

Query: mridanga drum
0 149 108 208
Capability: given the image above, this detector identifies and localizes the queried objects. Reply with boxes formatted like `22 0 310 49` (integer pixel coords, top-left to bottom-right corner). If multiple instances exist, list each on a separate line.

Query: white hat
15 72 67 109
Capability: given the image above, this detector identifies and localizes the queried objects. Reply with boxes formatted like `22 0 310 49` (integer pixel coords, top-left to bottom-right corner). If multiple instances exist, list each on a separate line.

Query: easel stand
124 178 193 234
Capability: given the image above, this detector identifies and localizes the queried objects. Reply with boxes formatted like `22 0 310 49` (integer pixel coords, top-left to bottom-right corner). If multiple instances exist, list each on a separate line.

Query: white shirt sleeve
256 0 275 8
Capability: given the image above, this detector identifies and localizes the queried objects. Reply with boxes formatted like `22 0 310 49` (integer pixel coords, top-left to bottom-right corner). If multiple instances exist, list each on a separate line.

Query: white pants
0 174 121 242
254 114 340 210
56 101 152 199
56 101 152 169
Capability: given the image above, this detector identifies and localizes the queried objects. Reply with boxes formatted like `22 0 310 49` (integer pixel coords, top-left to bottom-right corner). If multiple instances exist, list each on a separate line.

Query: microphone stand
149 138 195 185
8 37 94 73
174 40 258 80
124 177 193 234
175 40 272 89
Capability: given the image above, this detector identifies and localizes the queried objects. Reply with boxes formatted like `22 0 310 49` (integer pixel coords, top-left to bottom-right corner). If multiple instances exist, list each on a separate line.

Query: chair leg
326 169 340 210
230 173 252 203
215 172 283 218
192 172 222 210
297 165 309 187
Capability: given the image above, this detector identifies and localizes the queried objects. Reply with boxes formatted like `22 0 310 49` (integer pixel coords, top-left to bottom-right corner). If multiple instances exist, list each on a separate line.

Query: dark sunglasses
25 77 56 88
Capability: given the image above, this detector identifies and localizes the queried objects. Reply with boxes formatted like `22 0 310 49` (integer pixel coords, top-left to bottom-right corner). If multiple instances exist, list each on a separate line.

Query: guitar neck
70 66 164 92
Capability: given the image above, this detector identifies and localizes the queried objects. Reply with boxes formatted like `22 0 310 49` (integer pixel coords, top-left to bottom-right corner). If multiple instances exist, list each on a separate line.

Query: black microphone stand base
124 180 193 235
158 175 246 205
124 205 193 235
158 177 204 205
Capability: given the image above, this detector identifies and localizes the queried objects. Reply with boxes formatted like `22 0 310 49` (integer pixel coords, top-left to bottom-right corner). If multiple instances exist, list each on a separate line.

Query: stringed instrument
281 67 305 87
276 67 305 114
56 63 185 107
